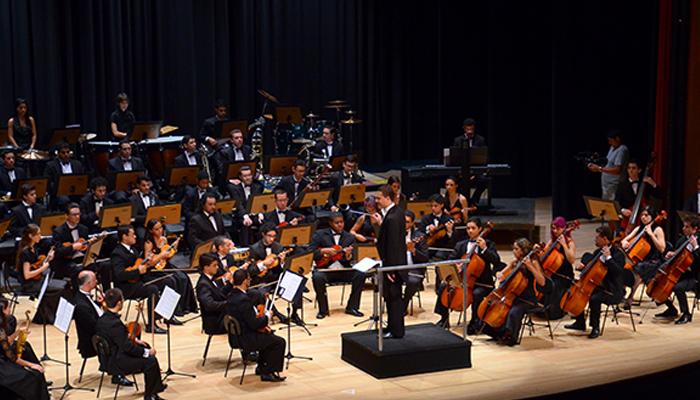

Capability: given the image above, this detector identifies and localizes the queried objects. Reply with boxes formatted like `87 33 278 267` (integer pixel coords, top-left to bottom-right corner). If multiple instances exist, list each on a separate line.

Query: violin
290 164 332 209
423 219 454 247
559 248 610 316
646 236 696 303
28 246 55 281
153 235 183 271
619 153 655 235
440 222 493 311
316 245 353 269
623 210 667 270
62 231 110 252
276 215 304 229
537 220 580 277
126 302 144 345
477 247 538 328
257 248 294 277
125 257 152 283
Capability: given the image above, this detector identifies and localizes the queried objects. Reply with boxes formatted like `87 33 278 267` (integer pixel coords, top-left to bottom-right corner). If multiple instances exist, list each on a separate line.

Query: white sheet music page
54 297 75 334
155 286 181 320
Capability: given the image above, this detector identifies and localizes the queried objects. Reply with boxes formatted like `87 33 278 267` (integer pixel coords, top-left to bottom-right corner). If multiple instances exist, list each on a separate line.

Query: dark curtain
0 0 659 218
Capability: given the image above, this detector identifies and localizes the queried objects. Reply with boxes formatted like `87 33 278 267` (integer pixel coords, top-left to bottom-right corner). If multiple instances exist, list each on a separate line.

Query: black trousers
115 354 165 397
312 269 365 315
118 282 160 326
574 289 620 329
383 275 405 338
253 333 286 374
402 272 424 309
546 275 572 320
664 278 698 314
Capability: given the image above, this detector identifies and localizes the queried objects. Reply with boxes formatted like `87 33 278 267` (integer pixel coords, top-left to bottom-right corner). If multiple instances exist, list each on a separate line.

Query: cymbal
20 150 49 160
345 110 357 116
341 118 363 125
257 89 279 104
327 99 347 105
305 113 319 119
324 103 349 109
79 133 97 141
292 138 315 145
263 113 274 120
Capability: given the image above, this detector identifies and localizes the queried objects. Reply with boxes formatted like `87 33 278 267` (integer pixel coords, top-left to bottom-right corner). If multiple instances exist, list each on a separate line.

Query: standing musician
226 269 287 382
50 203 90 285
483 238 550 346
403 210 429 312
311 212 364 319
143 219 198 320
418 194 455 262
173 135 202 167
110 93 135 140
199 99 228 148
387 175 407 210
187 193 228 249
79 177 114 233
586 129 629 201
182 171 221 221
564 226 626 339
227 166 263 246
349 196 379 243
262 190 303 228
130 176 160 240
7 98 38 150
619 206 666 309
313 125 344 159
682 177 700 213
16 224 67 324
275 159 309 204
650 216 700 324
96 288 167 400
0 298 50 400
196 252 233 335
435 217 502 332
10 183 46 237
0 149 27 197
542 217 578 320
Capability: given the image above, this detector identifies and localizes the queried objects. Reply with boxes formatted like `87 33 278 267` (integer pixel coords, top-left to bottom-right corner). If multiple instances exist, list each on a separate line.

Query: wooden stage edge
15 198 700 400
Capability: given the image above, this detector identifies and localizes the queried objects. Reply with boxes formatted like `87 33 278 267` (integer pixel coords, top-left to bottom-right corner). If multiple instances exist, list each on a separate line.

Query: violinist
484 238 550 346
403 210 429 312
213 236 236 275
651 216 700 324
226 269 287 382
564 226 625 339
10 183 46 237
95 288 167 400
196 253 233 336
349 196 379 243
51 203 89 285
143 219 199 321
435 217 502 332
418 193 455 261
542 217 578 320
262 190 303 227
444 176 470 225
620 206 666 309
276 159 309 204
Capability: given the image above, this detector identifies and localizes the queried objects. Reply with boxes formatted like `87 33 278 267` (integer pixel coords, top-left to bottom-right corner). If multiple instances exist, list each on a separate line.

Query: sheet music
54 297 75 334
277 271 304 303
155 286 181 321
35 271 51 310
353 257 381 273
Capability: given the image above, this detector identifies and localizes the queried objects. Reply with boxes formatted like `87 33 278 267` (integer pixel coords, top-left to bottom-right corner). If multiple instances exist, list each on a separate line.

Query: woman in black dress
349 195 378 243
7 98 37 150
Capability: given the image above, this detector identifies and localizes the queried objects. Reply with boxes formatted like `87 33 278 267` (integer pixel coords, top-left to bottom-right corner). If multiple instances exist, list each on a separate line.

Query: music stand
145 203 181 227
436 264 461 286
337 184 366 206
276 269 312 368
39 213 65 236
275 106 303 125
0 217 13 240
56 174 89 197
266 156 297 177
167 166 199 187
354 243 380 261
49 127 82 146
190 239 215 269
112 170 145 192
100 204 133 228
407 200 433 219
583 196 621 225
285 251 314 276
15 178 49 200
216 199 236 215
215 120 248 139
248 193 276 214
330 154 358 171
279 224 314 247
297 189 332 209
81 236 105 268
226 161 257 182
130 121 162 141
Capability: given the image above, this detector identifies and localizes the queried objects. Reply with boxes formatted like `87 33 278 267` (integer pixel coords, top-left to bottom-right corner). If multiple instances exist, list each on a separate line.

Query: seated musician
110 225 166 334
173 135 202 168
196 252 233 335
682 177 700 213
0 296 41 366
564 226 625 339
43 141 86 209
182 171 221 221
403 210 429 311
483 238 551 346
262 189 303 228
651 216 700 324
226 269 287 382
199 99 228 148
451 118 488 205
50 203 90 286
129 176 160 240
616 159 660 222
349 196 378 243
311 212 365 319
444 176 472 242
217 129 253 169
108 140 147 173
16 224 67 324
10 183 46 237
143 219 198 321
8 98 38 150
387 175 408 210
275 159 309 204
620 206 665 309
227 166 263 246
0 297 50 400
435 217 502 332
72 271 135 387
329 155 363 206
96 288 167 400
213 236 237 275
313 125 344 159
542 217 577 320
417 194 455 261
80 177 114 232
109 92 135 140
187 193 229 249
0 149 26 198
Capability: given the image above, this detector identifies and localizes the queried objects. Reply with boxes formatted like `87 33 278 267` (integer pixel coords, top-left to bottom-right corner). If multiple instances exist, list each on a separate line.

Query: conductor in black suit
0 149 26 197
79 177 114 232
313 125 344 159
187 193 228 249
196 252 233 335
10 183 45 237
372 185 408 339
96 288 167 399
683 177 700 213
173 135 202 168
452 118 488 205
51 203 89 283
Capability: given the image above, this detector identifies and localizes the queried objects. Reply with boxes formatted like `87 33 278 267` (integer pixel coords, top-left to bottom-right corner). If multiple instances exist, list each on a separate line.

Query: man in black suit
198 99 228 147
182 171 221 221
187 193 228 249
10 183 46 236
311 212 364 319
418 194 455 261
196 252 233 335
262 190 303 228
213 236 236 275
275 159 309 204
373 185 408 338
96 288 167 399
683 177 700 214
79 177 114 232
0 149 26 197
51 202 89 283
129 176 159 239
403 210 429 311
615 159 660 220
227 166 264 245
173 135 202 168
72 271 134 387
313 125 344 159
216 129 253 171
43 141 86 210
110 225 165 334
108 140 147 173
329 155 364 206
226 269 286 382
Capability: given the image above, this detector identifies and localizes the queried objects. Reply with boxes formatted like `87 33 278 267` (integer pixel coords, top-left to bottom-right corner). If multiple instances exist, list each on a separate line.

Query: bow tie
278 210 286 215
94 198 102 203
61 161 70 166
69 226 79 232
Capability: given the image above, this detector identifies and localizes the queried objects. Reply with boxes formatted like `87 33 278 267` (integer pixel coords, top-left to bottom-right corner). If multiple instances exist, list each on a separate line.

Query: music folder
145 203 182 227
100 204 133 228
56 174 89 197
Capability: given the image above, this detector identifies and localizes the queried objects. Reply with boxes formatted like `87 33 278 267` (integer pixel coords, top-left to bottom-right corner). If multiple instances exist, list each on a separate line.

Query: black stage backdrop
0 0 659 218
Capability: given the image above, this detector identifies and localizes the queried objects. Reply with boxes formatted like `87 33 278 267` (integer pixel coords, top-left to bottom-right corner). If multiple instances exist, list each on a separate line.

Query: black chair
1 261 34 314
518 304 554 344
602 303 637 335
223 315 251 385
92 335 139 399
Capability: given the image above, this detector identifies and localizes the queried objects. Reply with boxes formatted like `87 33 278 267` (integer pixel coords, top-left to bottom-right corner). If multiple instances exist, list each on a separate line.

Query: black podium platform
341 323 471 379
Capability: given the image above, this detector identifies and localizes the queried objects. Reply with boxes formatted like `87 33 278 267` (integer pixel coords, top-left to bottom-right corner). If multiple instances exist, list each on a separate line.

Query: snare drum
90 141 120 176
139 136 183 178
230 247 250 262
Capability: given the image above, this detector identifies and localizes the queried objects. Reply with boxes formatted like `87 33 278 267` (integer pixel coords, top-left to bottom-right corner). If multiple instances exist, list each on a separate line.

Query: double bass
645 236 697 303
559 248 610 316
538 220 580 277
619 153 655 235
440 222 493 311
623 210 667 270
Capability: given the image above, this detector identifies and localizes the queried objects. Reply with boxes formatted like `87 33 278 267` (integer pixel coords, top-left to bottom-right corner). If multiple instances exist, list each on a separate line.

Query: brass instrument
250 124 264 177
15 311 31 359
198 144 213 186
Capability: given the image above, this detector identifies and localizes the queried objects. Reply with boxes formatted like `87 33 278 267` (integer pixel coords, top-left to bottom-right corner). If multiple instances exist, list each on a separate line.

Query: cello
440 222 493 311
645 236 697 303
622 210 667 270
559 248 610 316
538 220 580 277
477 246 538 329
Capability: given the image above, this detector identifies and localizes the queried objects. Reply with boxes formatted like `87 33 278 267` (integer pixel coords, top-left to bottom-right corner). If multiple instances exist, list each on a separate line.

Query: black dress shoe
675 313 692 324
290 314 305 326
655 307 679 318
167 317 183 326
345 308 364 317
382 332 394 339
112 375 135 386
145 324 166 334
144 395 165 400
246 351 259 363
564 322 586 331
272 372 287 381
261 373 285 382
316 312 327 320
46 380 53 387
436 317 450 329
588 327 600 339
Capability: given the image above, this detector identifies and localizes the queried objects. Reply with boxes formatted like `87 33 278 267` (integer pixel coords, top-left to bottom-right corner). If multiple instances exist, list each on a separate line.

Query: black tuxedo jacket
417 213 453 248
0 166 26 195
129 192 160 227
615 179 660 210
95 311 149 374
329 171 364 204
43 159 86 193
451 238 502 285
580 247 626 301
408 229 430 265
227 182 264 216
313 140 344 158
452 134 486 149
10 202 46 236
79 193 114 230
683 193 700 213
226 289 270 352
249 240 284 262
110 244 141 287
107 157 146 173
72 291 101 358
195 274 232 334
262 208 303 227
377 205 408 276
187 211 227 248
173 151 202 168
182 186 221 219
275 175 308 204
217 144 253 167
52 222 90 266
311 228 356 268
198 116 220 143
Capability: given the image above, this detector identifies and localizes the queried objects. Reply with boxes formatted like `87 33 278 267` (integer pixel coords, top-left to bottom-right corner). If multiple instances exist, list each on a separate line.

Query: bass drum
139 136 183 178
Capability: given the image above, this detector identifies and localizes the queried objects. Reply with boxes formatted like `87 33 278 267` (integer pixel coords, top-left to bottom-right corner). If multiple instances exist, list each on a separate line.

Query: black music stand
337 184 366 206
0 216 13 240
583 196 621 227
248 193 276 215
38 213 65 236
51 297 94 399
144 203 181 227
15 177 49 200
275 106 303 125
226 161 257 182
49 127 82 147
56 174 88 197
330 154 358 172
407 200 432 220
190 239 215 270
297 189 332 219
216 199 236 215
276 269 312 368
111 170 145 192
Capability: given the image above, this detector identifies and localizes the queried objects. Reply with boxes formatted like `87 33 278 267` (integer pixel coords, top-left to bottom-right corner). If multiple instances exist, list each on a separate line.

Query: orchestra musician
226 269 287 382
173 135 202 167
542 217 577 320
110 93 135 140
329 155 363 206
196 252 233 336
444 176 471 224
216 129 253 169
615 160 660 219
50 203 90 285
0 149 26 197
108 140 147 173
311 212 365 319
349 196 379 243
182 171 221 221
682 177 700 213
7 98 37 150
451 118 488 205
586 129 629 201
43 141 86 209
227 166 263 246
0 297 40 365
313 125 344 159
275 159 309 204
187 193 228 249
10 183 46 237
79 177 114 232
199 99 228 147
212 236 236 275
403 210 429 312
262 190 303 227
387 175 407 210
96 288 167 400
564 226 626 339
417 194 455 262
130 176 160 240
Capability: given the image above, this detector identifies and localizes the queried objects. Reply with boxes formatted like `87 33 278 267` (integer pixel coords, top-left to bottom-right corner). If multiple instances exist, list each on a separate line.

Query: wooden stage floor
14 198 700 399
